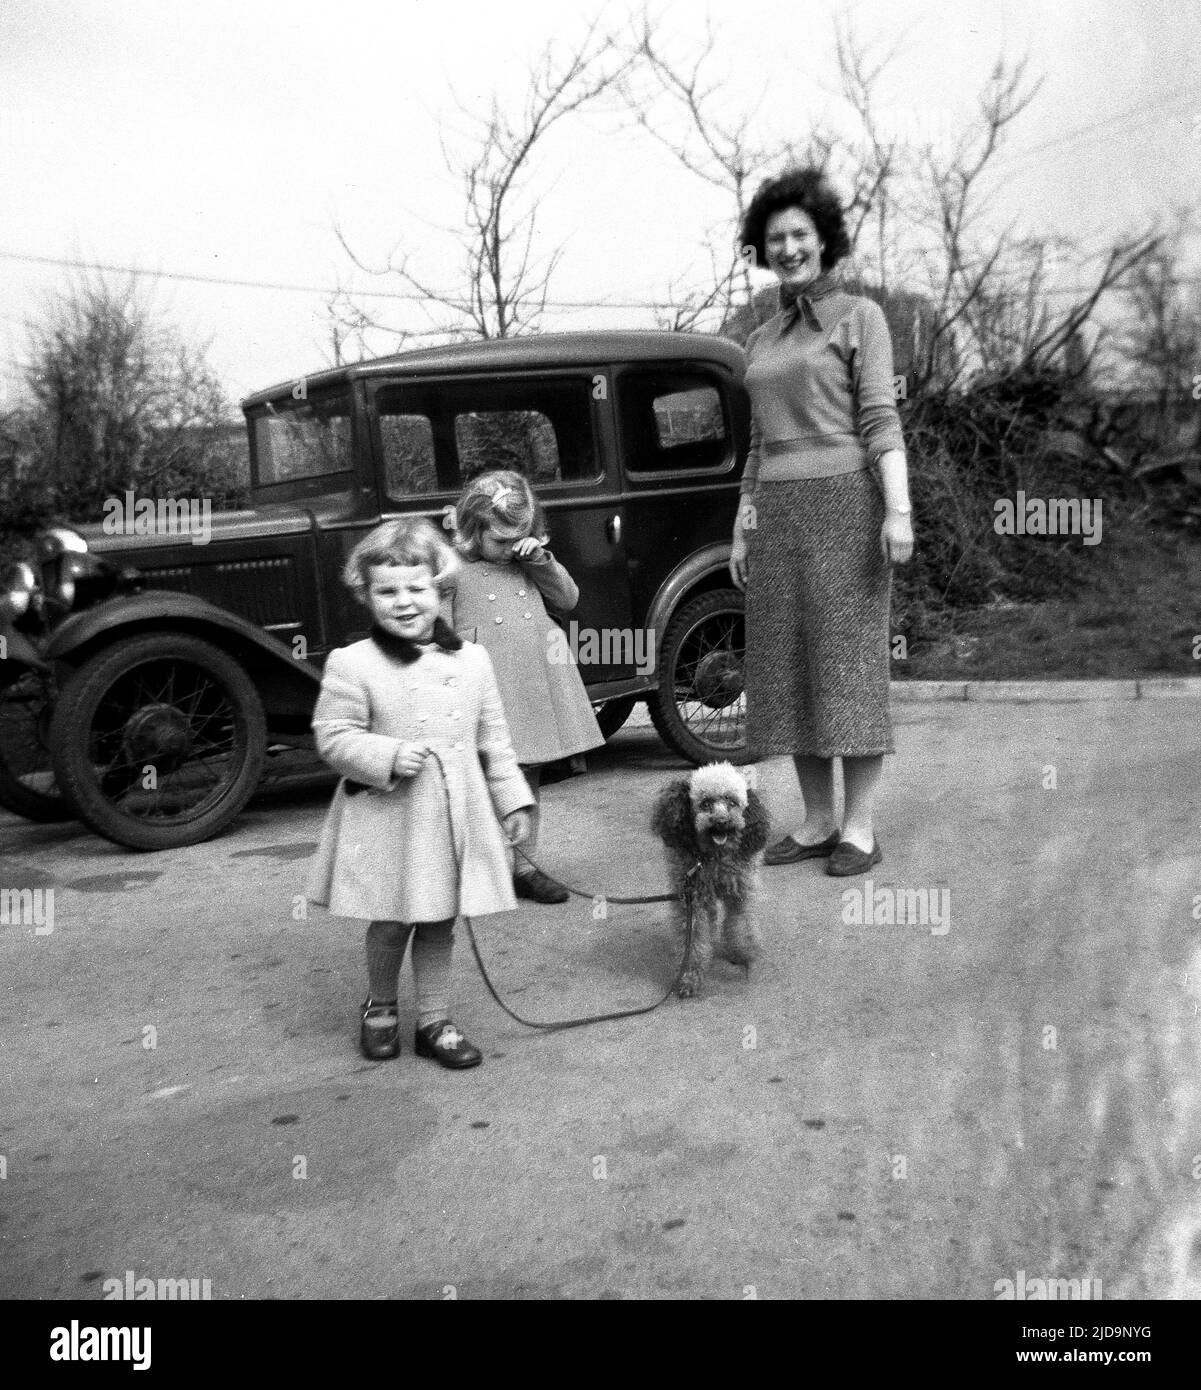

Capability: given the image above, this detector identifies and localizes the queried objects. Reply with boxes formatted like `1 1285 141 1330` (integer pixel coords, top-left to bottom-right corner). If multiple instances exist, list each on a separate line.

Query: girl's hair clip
486 483 515 505
440 504 457 532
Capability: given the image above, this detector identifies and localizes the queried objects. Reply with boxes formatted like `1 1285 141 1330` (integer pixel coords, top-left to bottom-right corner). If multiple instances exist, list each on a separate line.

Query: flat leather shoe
514 868 569 903
764 831 841 865
360 998 400 1060
826 838 884 876
414 1019 482 1069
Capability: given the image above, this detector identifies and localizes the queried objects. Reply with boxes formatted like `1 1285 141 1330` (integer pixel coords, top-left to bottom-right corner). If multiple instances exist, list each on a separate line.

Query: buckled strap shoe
360 998 400 1060
414 1019 483 1069
764 831 841 865
826 838 884 876
514 868 570 904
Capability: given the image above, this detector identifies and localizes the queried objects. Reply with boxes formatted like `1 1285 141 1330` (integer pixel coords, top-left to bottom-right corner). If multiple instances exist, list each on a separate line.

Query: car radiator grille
137 557 302 633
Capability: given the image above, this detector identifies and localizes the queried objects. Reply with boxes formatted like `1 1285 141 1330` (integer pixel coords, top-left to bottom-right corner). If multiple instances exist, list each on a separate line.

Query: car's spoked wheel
649 588 750 765
50 634 267 850
0 669 74 822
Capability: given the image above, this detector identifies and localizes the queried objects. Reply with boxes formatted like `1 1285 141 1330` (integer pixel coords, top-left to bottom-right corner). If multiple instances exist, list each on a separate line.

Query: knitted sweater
741 274 906 496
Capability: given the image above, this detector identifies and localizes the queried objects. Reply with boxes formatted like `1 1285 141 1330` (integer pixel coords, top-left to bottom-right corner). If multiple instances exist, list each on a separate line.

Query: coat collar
369 618 462 664
778 270 841 330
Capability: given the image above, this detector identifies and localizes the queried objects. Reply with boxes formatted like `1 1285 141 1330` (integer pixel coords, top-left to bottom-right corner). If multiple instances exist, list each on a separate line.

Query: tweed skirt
744 473 895 758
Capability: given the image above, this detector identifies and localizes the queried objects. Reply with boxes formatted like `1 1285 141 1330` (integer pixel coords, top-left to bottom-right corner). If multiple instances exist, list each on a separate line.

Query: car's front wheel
649 587 750 765
0 668 74 822
50 633 267 851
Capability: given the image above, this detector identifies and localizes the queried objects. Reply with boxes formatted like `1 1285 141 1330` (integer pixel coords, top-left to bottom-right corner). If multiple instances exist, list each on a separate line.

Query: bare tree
1113 213 1201 450
904 58 1043 387
321 286 392 366
621 7 766 321
622 11 1160 390
829 19 907 290
335 19 635 344
5 274 243 540
620 6 841 331
865 54 1164 393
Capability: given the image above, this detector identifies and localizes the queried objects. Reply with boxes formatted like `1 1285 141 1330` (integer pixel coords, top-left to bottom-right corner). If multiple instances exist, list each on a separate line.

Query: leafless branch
335 18 635 340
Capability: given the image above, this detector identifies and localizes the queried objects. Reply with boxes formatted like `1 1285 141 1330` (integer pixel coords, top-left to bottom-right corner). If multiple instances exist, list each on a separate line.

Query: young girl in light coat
306 517 533 1067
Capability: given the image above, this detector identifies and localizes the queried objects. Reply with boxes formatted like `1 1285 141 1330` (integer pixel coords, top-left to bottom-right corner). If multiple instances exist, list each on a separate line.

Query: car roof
241 330 746 409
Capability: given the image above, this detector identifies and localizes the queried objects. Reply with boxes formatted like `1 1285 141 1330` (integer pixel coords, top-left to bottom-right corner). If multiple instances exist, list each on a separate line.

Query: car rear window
619 373 730 472
253 390 352 484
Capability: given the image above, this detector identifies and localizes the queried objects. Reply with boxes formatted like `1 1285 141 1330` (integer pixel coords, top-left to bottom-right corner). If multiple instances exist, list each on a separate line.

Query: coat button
488 594 496 601
495 616 503 624
451 710 462 720
454 741 465 751
517 589 526 596
524 612 532 619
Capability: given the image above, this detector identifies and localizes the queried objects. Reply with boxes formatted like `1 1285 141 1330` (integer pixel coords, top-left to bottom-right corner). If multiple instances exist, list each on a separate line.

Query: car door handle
606 514 622 545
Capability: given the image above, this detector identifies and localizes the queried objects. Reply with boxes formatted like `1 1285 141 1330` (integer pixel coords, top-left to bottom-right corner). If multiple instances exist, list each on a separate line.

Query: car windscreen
251 389 352 486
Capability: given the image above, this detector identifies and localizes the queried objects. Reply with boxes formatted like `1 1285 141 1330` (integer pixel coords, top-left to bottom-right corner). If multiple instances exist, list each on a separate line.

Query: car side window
653 387 724 448
451 379 596 486
380 413 437 497
619 372 731 473
376 377 598 502
455 409 561 484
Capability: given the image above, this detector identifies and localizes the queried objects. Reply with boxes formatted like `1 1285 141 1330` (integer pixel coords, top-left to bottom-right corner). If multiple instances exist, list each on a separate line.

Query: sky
1 0 1199 413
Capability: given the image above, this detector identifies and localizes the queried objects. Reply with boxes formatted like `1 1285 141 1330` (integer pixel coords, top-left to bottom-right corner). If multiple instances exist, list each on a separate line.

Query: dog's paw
721 939 761 969
676 970 704 998
721 921 761 967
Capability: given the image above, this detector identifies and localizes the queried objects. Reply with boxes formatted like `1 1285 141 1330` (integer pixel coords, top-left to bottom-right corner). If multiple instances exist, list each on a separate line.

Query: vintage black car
0 331 751 850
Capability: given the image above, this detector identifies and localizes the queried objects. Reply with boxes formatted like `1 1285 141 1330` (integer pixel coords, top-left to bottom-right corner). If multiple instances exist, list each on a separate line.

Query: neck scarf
369 617 462 664
779 269 840 328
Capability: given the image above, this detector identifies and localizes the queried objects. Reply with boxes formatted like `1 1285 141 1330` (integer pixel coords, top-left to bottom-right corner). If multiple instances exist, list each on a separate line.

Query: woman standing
730 168 914 876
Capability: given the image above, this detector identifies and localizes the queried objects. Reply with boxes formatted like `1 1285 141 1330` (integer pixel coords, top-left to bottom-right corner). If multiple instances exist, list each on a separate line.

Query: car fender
42 591 322 718
0 623 55 685
643 541 737 646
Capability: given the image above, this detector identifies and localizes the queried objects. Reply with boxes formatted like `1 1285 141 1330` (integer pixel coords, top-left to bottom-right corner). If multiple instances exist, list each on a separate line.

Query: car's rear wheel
649 587 750 765
592 695 638 741
0 668 74 822
50 634 267 851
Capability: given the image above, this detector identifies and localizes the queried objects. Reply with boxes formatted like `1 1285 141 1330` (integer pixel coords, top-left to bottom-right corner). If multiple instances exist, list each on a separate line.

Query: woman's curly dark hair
739 166 851 272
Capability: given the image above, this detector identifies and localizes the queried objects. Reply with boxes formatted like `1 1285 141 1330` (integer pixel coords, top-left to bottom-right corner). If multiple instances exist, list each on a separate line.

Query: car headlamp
1 560 40 621
38 525 89 558
35 526 94 611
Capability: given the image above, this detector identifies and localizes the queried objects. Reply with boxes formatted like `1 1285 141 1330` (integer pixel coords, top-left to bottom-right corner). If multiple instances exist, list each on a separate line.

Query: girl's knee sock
366 919 411 1000
411 919 455 1027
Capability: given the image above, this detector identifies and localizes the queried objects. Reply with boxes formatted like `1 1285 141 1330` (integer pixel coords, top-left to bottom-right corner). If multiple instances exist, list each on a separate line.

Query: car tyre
50 633 267 851
0 668 74 822
649 587 750 766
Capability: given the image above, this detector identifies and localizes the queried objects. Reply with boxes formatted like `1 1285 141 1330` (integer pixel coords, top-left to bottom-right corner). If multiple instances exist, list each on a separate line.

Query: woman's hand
730 532 749 591
729 499 754 591
392 742 430 778
511 536 546 563
880 511 914 566
503 808 533 846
